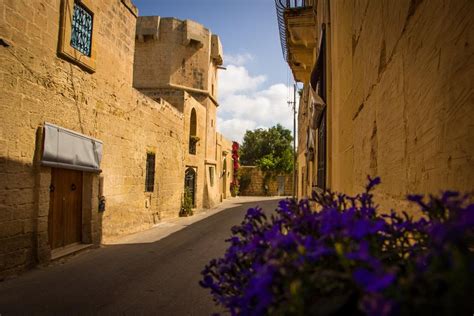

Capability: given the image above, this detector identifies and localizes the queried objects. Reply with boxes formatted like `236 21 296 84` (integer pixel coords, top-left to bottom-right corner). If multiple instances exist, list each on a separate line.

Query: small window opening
189 108 197 154
209 166 215 187
145 153 156 192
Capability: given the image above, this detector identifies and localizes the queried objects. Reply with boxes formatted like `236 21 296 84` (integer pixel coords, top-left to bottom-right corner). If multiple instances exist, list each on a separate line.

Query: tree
240 124 294 174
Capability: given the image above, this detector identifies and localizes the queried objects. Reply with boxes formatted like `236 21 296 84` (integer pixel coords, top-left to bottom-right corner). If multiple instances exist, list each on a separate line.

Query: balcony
275 0 318 82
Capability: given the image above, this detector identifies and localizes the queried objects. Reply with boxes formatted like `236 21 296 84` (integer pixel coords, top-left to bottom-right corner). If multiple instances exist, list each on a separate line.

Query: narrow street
0 198 282 316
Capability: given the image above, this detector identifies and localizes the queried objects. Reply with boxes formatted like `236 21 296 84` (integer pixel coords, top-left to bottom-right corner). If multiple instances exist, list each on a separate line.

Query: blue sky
133 0 295 142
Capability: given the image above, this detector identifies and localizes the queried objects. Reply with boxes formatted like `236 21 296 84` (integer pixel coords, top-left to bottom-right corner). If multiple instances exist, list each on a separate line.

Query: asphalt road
0 199 281 316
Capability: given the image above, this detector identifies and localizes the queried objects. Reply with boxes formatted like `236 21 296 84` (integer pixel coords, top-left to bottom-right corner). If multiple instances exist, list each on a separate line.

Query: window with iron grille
145 153 156 192
70 2 93 56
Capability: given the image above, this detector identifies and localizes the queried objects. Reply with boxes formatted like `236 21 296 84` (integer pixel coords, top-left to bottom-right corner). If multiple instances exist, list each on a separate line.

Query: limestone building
0 0 232 278
133 16 225 209
216 133 235 201
276 0 474 210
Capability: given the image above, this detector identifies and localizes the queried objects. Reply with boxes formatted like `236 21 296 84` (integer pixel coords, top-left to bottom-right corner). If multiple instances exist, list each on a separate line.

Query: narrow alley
0 198 281 315
0 0 472 314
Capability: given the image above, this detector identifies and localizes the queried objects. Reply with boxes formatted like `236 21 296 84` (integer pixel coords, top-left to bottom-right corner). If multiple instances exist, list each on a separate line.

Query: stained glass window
70 2 93 56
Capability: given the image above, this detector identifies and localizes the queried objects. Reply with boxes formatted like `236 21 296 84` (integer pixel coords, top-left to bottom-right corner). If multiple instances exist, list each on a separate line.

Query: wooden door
49 168 83 249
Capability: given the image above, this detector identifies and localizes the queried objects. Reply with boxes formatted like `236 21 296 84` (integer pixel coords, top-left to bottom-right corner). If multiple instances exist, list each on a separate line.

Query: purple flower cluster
200 177 474 315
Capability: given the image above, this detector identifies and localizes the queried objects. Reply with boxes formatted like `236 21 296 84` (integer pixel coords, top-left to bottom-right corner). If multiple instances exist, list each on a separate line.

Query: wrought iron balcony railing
275 0 313 62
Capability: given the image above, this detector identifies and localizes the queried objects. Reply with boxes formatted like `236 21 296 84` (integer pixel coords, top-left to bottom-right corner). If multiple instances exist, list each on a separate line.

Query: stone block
136 16 160 41
0 234 31 253
0 220 24 238
5 248 29 269
5 7 27 31
0 205 12 222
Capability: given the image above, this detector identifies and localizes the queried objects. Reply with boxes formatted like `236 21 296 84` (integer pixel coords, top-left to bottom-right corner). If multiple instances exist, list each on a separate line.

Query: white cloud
217 118 257 144
219 65 266 98
223 53 254 66
217 61 295 143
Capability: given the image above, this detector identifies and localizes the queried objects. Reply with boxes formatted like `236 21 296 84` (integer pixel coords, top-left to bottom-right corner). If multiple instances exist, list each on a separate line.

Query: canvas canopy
41 122 103 173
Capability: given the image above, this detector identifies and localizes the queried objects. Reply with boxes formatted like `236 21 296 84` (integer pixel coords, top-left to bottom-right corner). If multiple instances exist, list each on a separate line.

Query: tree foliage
240 124 294 174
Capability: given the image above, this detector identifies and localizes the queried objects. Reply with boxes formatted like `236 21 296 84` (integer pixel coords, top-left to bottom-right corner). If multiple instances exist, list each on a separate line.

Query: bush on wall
238 171 252 194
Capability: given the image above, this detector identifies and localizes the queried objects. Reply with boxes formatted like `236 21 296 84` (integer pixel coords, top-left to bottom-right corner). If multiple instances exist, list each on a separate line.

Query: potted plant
230 181 239 197
190 135 200 142
179 187 194 217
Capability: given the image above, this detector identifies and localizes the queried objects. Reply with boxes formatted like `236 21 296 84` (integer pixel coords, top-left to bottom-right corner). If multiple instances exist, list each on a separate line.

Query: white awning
41 122 103 173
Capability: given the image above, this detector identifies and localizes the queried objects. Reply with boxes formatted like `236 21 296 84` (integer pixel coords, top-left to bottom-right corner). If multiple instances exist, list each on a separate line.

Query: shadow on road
0 199 283 316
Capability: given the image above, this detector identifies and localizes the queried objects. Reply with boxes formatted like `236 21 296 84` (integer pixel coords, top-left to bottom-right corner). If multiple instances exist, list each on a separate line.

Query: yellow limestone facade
0 0 232 278
133 16 225 209
216 133 234 201
280 0 474 212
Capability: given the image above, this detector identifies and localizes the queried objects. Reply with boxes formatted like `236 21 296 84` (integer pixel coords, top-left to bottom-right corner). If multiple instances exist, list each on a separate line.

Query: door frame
42 167 99 259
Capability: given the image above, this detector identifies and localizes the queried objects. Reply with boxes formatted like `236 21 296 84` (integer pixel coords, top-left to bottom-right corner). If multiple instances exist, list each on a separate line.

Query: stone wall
293 0 473 213
216 133 234 201
297 86 317 198
183 94 207 210
322 0 474 211
133 17 221 100
133 15 224 210
239 166 293 197
0 0 188 277
134 18 210 91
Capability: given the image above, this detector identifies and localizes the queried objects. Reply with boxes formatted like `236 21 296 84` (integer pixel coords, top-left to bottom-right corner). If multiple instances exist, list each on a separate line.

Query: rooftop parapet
183 19 207 48
136 16 160 42
211 35 223 66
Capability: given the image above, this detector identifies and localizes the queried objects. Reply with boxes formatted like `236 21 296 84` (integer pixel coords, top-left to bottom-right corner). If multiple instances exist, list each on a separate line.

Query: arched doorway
184 167 196 207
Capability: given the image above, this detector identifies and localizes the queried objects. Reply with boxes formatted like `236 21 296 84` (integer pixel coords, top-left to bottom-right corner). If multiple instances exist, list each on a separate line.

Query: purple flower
245 207 265 220
458 205 474 227
346 240 381 268
353 267 395 292
441 190 459 203
366 176 381 191
319 208 342 235
239 264 276 315
200 178 473 315
407 194 423 203
361 293 397 316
